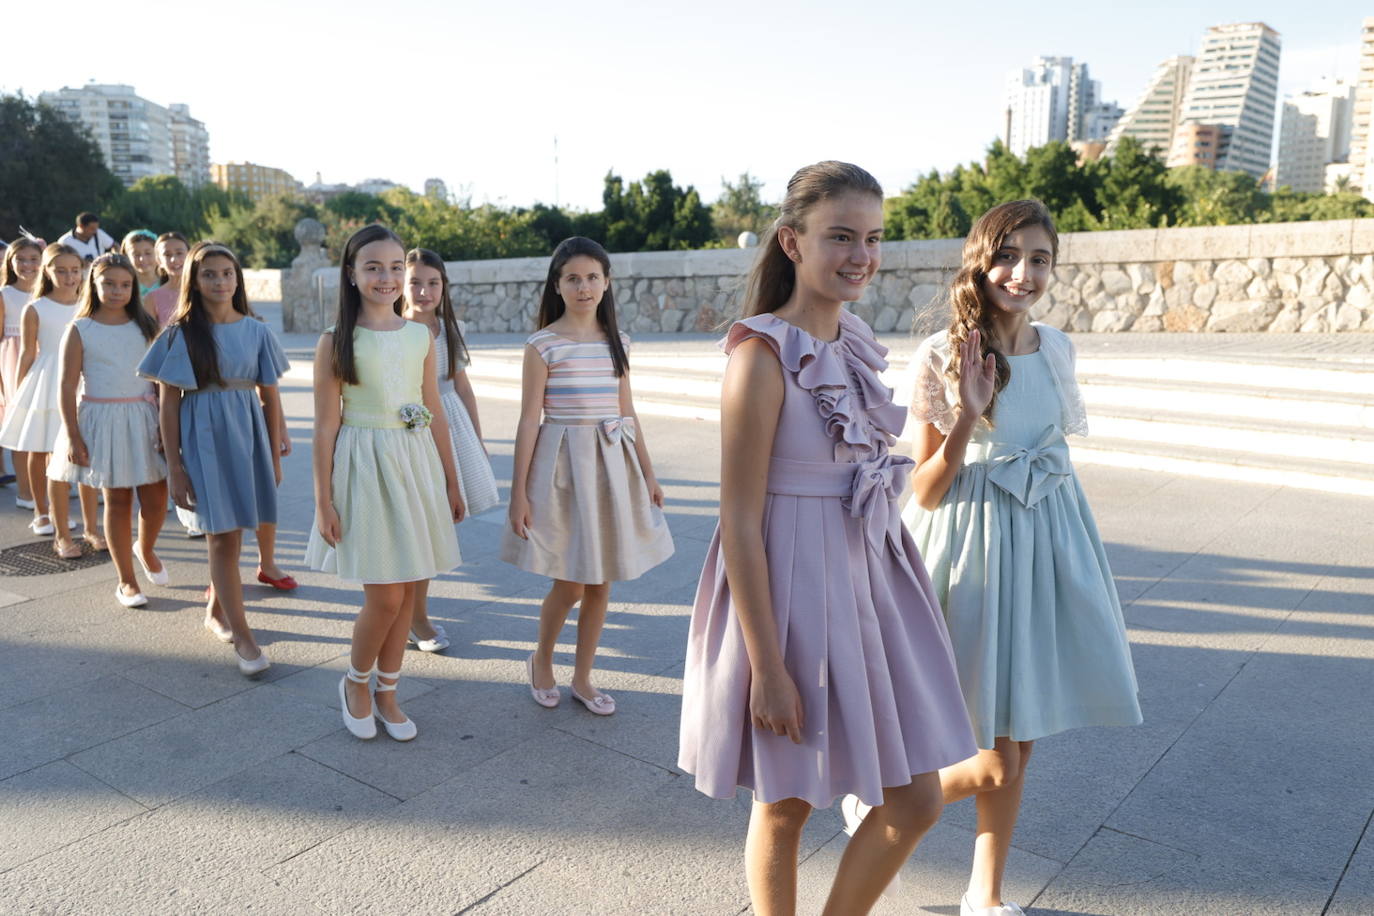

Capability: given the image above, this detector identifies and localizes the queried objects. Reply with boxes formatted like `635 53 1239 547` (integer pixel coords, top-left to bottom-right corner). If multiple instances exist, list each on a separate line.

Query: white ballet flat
29 516 54 536
961 894 1025 916
408 629 450 652
340 667 377 740
235 644 270 677
135 551 170 586
16 496 36 510
373 669 417 741
115 587 148 609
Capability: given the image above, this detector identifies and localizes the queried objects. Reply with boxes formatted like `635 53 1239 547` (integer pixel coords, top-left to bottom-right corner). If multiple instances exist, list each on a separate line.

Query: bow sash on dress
766 453 915 553
979 425 1071 508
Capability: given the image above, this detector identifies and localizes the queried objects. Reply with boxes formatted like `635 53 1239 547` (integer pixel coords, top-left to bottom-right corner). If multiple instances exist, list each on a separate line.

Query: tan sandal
82 531 108 552
53 539 82 560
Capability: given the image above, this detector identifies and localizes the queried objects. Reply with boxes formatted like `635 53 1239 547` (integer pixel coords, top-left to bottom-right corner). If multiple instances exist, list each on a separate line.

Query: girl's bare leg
571 582 610 699
939 738 1035 909
346 582 410 719
47 476 74 550
78 484 103 547
134 480 168 575
408 578 441 641
531 578 583 690
207 530 260 660
746 797 812 916
103 487 140 596
824 774 944 914
13 450 32 501
256 521 285 580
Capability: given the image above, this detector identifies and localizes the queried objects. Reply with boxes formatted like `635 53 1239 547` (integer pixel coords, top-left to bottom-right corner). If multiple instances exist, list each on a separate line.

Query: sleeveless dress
1 286 29 426
0 297 78 453
678 312 977 809
137 316 289 534
304 322 462 584
499 329 674 584
903 326 1142 748
434 323 499 516
48 319 165 489
145 285 179 330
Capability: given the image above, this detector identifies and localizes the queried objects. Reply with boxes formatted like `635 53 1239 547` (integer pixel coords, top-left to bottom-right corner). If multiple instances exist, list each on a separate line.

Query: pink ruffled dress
678 311 976 809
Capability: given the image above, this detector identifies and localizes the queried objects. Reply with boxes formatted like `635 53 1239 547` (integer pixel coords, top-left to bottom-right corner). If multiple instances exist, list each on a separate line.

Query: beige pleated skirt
501 418 674 584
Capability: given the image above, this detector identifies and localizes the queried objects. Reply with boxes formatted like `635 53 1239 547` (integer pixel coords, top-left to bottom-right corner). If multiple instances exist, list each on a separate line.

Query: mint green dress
304 322 461 584
902 327 1142 748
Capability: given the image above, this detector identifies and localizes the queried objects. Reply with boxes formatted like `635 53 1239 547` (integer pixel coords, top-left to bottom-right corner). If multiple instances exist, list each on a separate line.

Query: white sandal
373 668 417 741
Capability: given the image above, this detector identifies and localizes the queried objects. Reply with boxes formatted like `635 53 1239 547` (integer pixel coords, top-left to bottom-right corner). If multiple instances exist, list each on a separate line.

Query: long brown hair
77 253 158 341
32 243 82 300
331 224 405 384
1 238 44 289
946 199 1059 425
740 161 883 317
537 237 628 377
405 248 469 380
168 241 254 388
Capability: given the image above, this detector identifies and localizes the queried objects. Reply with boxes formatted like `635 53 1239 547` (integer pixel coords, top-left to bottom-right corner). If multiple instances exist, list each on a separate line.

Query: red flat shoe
257 568 298 590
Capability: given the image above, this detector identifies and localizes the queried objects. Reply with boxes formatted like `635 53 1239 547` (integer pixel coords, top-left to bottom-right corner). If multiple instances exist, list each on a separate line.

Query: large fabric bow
847 454 916 553
986 426 1071 508
599 416 637 445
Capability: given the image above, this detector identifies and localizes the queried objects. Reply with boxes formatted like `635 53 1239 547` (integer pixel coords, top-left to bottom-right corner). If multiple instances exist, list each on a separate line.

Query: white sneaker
961 894 1025 916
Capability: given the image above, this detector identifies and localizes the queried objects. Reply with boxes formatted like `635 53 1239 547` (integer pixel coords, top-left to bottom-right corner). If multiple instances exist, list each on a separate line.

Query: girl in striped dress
501 237 674 716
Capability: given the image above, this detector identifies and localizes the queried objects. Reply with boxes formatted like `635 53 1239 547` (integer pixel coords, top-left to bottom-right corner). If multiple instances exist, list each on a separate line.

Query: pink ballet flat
570 687 615 716
525 654 560 708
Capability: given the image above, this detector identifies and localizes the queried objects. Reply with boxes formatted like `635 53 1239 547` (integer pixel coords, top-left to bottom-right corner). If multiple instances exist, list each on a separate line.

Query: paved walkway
0 321 1371 914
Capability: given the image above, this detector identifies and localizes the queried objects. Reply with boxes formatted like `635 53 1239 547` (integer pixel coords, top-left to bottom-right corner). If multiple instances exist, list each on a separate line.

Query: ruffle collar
722 311 906 458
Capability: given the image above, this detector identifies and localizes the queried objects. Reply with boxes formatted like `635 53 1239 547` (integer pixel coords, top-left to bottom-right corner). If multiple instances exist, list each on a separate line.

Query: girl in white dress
0 243 103 552
1 238 44 508
49 254 169 606
400 248 500 652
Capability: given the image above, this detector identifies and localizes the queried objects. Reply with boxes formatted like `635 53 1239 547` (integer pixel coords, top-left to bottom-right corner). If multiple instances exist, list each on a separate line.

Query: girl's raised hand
448 479 466 524
169 466 196 511
750 666 805 744
508 493 532 540
316 504 342 547
958 328 996 418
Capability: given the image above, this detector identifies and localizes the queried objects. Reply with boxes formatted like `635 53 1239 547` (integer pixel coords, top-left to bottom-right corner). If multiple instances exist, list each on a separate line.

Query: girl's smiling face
782 192 883 304
11 247 41 284
982 225 1054 316
157 239 189 280
557 255 608 318
406 262 444 315
351 239 406 308
50 254 84 294
95 266 135 312
196 254 239 307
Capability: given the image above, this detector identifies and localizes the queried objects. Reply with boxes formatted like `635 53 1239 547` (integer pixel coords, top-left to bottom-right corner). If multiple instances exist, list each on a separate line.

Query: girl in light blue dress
138 242 288 678
851 200 1142 916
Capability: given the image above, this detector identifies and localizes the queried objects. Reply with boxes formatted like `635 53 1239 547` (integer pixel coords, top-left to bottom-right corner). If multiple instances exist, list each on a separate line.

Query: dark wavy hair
167 241 253 388
537 237 627 378
740 161 883 318
330 224 406 384
405 248 469 380
77 253 157 341
945 199 1059 425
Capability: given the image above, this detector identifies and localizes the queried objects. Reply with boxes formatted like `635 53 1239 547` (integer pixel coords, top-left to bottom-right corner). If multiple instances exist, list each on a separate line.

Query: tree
600 169 714 252
711 172 778 245
1166 166 1265 226
1095 136 1181 229
207 194 321 268
0 93 122 241
105 175 246 240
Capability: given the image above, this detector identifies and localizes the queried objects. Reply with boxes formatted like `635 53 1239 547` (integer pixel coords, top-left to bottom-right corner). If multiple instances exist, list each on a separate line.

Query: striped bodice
529 328 627 424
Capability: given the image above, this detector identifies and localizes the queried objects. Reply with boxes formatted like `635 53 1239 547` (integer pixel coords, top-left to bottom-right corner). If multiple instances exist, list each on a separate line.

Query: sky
2 0 1367 210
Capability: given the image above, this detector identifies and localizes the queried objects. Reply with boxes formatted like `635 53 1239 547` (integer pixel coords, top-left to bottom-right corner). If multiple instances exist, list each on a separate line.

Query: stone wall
242 269 283 304
300 219 1374 334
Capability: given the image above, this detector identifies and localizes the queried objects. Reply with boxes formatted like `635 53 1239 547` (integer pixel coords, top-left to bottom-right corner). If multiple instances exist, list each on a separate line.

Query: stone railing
242 269 282 304
283 219 1374 334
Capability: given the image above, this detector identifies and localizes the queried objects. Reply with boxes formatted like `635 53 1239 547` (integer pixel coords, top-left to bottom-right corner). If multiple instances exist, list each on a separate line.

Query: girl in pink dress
678 162 976 914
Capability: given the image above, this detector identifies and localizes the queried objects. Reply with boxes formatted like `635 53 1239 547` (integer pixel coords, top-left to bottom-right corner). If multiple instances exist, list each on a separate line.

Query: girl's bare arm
507 345 548 538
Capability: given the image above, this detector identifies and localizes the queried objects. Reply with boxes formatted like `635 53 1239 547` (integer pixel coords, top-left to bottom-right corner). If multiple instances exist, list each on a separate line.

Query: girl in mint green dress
306 225 463 745
899 200 1140 916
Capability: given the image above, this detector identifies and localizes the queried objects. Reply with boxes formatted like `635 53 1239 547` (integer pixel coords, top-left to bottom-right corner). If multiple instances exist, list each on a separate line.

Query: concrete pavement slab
68 682 341 807
1031 827 1329 915
1326 816 1374 916
0 759 147 871
0 673 188 781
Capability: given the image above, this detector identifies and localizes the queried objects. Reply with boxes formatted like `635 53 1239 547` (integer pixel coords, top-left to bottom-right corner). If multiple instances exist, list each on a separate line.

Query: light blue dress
137 317 289 534
903 326 1142 748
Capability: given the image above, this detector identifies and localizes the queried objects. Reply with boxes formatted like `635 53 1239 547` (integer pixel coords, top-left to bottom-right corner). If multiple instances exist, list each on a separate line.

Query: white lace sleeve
910 336 956 435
